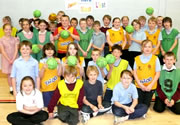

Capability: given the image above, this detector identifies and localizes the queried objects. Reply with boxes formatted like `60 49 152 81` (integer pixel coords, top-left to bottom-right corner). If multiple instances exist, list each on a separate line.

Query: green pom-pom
67 56 77 66
33 10 41 18
32 44 40 54
125 25 134 34
46 58 58 70
146 7 154 16
105 54 116 64
61 30 70 39
96 57 107 68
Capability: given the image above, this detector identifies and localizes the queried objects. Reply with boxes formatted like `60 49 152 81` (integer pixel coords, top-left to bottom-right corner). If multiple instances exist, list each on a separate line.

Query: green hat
67 56 77 66
146 7 154 16
61 30 70 39
105 54 116 64
46 58 58 70
96 57 107 68
125 25 134 34
32 44 40 54
33 10 41 18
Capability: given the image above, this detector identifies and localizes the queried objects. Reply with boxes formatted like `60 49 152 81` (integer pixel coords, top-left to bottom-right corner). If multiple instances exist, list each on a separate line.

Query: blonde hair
86 66 99 76
148 16 157 24
64 66 77 77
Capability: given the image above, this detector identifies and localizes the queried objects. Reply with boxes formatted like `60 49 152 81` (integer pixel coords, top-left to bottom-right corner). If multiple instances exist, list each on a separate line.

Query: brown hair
103 14 111 21
86 66 99 76
93 20 101 27
162 17 172 27
138 16 146 21
131 19 141 26
64 66 77 77
3 23 12 30
57 11 65 15
121 70 133 79
20 76 36 96
112 17 121 23
61 15 70 21
22 18 31 25
79 18 86 24
19 40 32 50
121 16 129 21
42 43 56 58
70 17 78 24
141 39 153 48
112 44 122 52
148 16 157 24
92 49 101 55
66 42 80 62
164 52 176 59
3 16 12 24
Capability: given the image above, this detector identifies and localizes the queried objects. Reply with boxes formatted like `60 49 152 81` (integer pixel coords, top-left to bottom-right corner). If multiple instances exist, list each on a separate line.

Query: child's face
49 24 57 33
62 17 69 27
112 49 121 60
71 20 78 28
91 51 100 62
139 19 146 27
3 19 10 25
148 20 156 30
133 22 140 31
68 44 77 56
88 71 98 83
39 22 47 31
22 21 30 31
22 80 34 95
3 25 12 36
122 18 129 27
86 18 94 27
163 21 171 29
45 49 54 57
157 17 163 27
142 42 153 55
57 12 64 22
113 19 121 29
103 17 111 27
163 56 176 69
65 74 76 83
93 24 100 32
34 21 39 28
20 45 32 57
80 21 87 30
121 74 132 88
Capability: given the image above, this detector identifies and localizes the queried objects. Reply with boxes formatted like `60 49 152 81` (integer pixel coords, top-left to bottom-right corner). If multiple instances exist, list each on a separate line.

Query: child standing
112 70 148 124
157 16 164 30
91 21 106 56
86 15 94 30
138 16 148 32
145 17 162 55
39 43 61 107
106 17 126 51
7 76 48 125
17 18 37 59
77 18 93 70
54 15 80 59
128 19 146 68
11 41 40 97
62 42 85 79
0 24 19 94
56 11 65 27
70 17 78 29
104 45 132 103
134 40 161 107
81 66 111 123
36 19 54 61
48 66 84 125
153 52 180 114
88 49 107 85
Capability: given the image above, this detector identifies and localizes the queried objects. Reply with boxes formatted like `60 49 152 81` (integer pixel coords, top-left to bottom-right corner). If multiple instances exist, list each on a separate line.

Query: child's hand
139 84 146 91
169 99 175 107
91 105 98 112
164 98 170 106
129 106 135 113
161 50 165 56
83 51 87 57
109 64 114 69
55 58 61 65
98 104 104 109
124 106 131 114
146 84 152 92
49 113 54 119
13 91 17 97
43 64 48 69
38 44 43 49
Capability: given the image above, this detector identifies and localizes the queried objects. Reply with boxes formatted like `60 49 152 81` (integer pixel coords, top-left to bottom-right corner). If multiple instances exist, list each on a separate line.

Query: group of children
0 10 179 125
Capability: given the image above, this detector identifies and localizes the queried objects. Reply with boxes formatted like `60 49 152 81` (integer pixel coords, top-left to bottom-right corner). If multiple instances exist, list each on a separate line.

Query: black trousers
153 97 180 114
57 53 66 60
128 51 141 68
7 110 48 125
137 88 155 107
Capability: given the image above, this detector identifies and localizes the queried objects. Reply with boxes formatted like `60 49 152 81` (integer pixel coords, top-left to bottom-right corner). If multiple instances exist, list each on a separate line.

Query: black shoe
10 91 13 95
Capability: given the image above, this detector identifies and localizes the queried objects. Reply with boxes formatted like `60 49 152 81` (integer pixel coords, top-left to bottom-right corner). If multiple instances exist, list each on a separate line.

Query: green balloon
96 57 107 68
33 10 41 18
61 30 70 39
67 56 77 66
105 54 116 64
146 7 154 16
125 25 134 34
32 44 40 54
46 58 58 70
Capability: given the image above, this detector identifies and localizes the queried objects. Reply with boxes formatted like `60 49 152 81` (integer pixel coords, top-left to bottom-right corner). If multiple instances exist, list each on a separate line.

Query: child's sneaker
142 113 146 119
53 112 58 118
80 111 90 123
114 115 129 124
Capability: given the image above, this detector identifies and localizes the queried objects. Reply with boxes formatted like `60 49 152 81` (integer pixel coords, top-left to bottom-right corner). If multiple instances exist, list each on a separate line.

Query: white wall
0 0 180 68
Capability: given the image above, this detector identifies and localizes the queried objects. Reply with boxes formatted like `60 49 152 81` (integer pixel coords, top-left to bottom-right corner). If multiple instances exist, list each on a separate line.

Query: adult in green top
161 17 179 59
17 19 37 59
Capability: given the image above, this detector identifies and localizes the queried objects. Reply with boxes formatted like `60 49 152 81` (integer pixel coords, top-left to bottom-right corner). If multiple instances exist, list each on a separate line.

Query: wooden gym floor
0 70 179 125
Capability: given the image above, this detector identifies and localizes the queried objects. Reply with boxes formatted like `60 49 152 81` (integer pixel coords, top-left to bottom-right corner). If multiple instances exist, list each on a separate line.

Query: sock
10 87 13 91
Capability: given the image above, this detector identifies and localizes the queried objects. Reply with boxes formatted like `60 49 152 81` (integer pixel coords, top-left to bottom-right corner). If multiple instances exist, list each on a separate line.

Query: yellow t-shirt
135 55 157 90
145 29 161 55
58 79 83 108
0 27 17 38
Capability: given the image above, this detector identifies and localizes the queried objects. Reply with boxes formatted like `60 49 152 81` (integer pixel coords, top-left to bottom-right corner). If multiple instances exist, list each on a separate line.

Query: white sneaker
114 115 129 124
53 112 58 118
80 111 90 123
142 113 146 119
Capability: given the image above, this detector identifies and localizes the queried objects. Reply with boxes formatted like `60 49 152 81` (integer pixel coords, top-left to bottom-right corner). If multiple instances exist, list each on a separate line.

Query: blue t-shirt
111 82 138 104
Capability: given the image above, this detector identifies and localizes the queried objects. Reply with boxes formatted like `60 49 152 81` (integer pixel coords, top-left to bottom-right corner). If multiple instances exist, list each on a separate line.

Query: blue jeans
112 103 148 119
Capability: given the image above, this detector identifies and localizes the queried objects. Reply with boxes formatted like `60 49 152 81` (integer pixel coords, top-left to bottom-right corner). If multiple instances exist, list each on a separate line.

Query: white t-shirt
16 89 44 111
